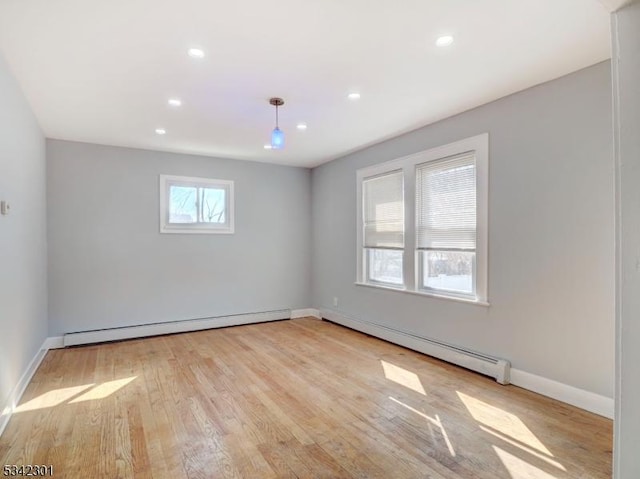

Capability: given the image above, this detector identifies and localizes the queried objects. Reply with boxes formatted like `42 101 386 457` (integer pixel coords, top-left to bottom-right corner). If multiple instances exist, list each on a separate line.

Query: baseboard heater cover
320 308 510 385
63 309 291 347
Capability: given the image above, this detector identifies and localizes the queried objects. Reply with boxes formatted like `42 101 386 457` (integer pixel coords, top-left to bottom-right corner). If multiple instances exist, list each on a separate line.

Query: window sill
354 281 490 307
160 227 234 234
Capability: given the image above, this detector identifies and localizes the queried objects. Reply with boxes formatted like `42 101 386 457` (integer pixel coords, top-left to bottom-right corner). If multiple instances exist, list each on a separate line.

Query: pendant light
269 97 285 149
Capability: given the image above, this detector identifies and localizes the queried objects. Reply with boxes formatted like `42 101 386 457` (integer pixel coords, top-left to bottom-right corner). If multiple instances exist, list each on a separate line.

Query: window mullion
403 165 416 291
197 187 203 223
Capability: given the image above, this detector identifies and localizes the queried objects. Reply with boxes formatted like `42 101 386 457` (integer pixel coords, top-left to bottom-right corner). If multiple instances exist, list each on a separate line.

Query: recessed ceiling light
263 144 273 150
155 128 166 135
168 98 182 107
436 35 454 47
348 92 361 100
188 48 205 58
296 123 307 130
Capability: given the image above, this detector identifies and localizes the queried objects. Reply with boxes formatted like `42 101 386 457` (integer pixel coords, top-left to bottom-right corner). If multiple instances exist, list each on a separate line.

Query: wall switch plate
333 297 338 307
0 201 9 215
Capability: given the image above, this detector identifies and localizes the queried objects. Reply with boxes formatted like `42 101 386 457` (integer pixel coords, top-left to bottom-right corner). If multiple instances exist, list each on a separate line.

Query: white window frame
159 174 235 234
356 133 489 305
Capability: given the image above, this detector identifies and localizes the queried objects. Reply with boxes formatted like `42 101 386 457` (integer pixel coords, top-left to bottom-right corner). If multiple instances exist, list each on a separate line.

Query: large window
159 175 234 234
356 134 488 304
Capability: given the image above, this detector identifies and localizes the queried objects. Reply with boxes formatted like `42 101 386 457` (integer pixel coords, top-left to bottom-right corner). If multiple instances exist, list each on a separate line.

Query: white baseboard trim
291 308 321 319
43 336 64 350
510 369 614 419
320 307 510 385
62 309 291 347
0 338 50 436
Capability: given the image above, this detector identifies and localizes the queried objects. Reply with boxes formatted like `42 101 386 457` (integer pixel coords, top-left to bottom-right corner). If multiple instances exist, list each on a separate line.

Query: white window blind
363 171 404 249
416 153 476 251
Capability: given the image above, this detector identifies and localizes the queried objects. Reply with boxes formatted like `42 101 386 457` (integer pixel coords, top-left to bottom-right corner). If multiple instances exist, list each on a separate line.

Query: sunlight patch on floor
457 391 552 456
480 426 566 471
493 446 559 479
12 376 138 412
381 360 426 395
14 384 94 412
69 376 137 403
389 396 456 457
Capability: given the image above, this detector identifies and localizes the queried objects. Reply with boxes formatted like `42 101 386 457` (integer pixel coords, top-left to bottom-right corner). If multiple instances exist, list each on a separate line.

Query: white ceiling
0 0 611 168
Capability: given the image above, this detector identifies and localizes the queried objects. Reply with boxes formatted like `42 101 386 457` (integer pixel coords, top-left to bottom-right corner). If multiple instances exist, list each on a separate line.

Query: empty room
1 1 639 478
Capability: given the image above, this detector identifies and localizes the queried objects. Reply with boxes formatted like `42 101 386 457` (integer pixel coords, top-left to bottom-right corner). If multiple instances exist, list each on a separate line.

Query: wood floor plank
0 318 612 478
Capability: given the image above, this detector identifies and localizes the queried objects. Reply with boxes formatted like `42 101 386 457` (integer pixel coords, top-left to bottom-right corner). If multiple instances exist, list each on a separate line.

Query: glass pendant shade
271 127 285 149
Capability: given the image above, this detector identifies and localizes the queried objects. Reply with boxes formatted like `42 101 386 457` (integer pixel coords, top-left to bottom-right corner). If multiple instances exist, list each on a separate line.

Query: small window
159 175 234 234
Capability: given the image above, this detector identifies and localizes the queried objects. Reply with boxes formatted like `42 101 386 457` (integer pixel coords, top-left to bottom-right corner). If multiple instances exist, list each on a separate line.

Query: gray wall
612 2 640 476
47 141 311 335
311 61 615 398
0 56 48 408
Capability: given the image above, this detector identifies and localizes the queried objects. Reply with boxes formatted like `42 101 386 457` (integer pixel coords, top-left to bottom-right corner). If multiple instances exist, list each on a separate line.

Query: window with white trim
356 134 488 303
159 174 234 234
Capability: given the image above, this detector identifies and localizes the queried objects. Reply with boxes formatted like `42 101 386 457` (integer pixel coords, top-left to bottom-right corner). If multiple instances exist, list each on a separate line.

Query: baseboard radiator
320 308 511 385
63 309 291 347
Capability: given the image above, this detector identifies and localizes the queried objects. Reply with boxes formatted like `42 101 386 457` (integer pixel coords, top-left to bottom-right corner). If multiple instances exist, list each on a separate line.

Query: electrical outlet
333 297 338 307
0 201 9 216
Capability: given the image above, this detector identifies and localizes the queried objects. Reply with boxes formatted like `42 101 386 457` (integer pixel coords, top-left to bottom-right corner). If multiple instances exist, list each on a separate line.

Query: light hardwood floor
1 318 612 478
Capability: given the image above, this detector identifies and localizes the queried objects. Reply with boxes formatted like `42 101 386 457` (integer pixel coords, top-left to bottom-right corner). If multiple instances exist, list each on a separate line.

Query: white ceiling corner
599 0 638 12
